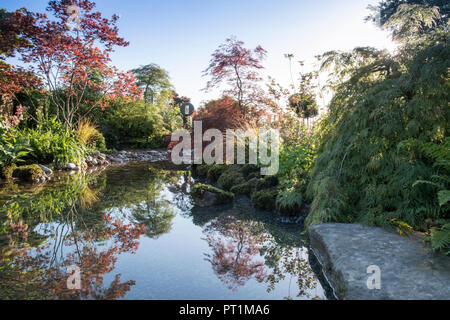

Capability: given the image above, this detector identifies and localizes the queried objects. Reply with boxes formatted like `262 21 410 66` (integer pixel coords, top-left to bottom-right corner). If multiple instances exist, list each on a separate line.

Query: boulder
38 164 53 175
96 152 106 161
308 223 450 300
67 163 80 171
191 183 234 207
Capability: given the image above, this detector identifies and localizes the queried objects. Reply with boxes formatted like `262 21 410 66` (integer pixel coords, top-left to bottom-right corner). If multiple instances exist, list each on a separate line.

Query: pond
0 161 326 300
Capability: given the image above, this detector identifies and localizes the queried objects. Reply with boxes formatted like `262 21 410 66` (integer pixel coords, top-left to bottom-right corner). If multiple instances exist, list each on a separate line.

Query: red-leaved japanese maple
20 0 141 128
0 8 41 101
202 36 267 114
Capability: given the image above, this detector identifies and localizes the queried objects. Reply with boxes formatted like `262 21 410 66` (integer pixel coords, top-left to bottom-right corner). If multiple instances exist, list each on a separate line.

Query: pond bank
1 149 171 185
309 223 450 300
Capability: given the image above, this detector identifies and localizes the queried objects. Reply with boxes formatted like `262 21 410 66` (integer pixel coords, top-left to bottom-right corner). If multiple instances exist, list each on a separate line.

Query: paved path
309 223 450 300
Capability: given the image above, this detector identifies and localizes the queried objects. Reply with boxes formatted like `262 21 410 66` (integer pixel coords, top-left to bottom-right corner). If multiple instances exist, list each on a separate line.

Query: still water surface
0 162 325 300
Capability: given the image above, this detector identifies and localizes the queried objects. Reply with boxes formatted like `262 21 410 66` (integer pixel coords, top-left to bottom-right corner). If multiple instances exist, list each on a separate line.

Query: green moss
1 163 17 180
191 183 235 205
230 178 258 195
207 164 228 182
251 188 279 211
255 175 279 191
217 166 245 191
239 164 259 177
193 164 210 177
12 165 45 182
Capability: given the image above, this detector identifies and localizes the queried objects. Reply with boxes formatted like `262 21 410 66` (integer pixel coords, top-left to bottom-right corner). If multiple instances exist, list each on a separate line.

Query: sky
3 0 396 107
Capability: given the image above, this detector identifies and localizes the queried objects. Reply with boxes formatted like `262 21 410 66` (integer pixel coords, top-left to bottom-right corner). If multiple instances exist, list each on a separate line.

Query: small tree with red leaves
203 36 267 114
20 0 141 128
0 8 41 108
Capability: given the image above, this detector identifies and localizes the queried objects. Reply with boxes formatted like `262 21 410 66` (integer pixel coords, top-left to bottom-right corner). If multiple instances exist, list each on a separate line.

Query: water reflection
0 164 182 299
201 214 320 300
0 162 323 300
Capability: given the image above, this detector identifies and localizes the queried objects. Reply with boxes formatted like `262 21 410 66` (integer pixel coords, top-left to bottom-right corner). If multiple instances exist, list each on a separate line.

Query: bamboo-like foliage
306 25 449 253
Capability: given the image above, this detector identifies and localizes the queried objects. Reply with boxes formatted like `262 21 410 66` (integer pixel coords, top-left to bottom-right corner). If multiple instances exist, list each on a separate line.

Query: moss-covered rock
255 175 279 191
230 178 258 195
12 164 46 183
247 171 261 180
239 164 259 177
192 164 210 177
251 188 279 211
191 183 235 207
1 163 17 180
217 166 245 191
207 164 228 182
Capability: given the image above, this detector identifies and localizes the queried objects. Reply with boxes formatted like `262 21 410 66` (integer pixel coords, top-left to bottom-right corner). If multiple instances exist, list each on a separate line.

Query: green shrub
24 119 85 165
77 119 106 153
97 97 181 149
247 171 261 180
255 175 279 191
239 164 259 177
306 37 450 245
193 164 210 177
230 179 258 195
217 166 245 191
0 118 32 167
251 188 279 211
207 164 228 182
276 189 303 216
429 224 450 255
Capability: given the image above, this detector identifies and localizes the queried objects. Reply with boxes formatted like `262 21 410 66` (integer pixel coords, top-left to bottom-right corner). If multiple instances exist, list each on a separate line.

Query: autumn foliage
203 36 268 113
2 0 141 127
0 8 41 100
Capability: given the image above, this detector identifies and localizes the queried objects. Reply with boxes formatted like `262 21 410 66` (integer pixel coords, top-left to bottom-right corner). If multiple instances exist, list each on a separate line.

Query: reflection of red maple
0 213 146 300
203 216 268 291
202 215 320 299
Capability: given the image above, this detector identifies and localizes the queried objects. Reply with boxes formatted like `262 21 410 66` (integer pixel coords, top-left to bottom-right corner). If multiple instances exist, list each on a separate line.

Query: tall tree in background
203 36 267 113
19 0 141 128
131 63 173 103
284 53 295 88
367 0 449 32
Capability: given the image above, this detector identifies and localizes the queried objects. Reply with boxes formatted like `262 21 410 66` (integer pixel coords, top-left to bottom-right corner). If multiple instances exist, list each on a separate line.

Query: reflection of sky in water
1 163 325 300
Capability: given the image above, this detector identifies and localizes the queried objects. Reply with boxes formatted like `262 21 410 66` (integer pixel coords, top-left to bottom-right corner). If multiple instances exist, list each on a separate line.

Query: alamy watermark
66 4 81 30
366 265 381 290
67 265 81 290
170 121 280 176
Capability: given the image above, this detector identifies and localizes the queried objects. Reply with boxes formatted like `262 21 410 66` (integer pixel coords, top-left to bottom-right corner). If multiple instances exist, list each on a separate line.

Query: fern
429 224 450 255
276 189 303 214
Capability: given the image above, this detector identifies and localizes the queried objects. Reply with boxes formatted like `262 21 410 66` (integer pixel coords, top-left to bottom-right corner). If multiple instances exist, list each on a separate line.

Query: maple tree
18 0 141 128
0 8 41 103
203 36 268 113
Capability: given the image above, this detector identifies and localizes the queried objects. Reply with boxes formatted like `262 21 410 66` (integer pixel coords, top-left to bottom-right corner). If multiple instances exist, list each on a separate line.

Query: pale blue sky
3 0 395 107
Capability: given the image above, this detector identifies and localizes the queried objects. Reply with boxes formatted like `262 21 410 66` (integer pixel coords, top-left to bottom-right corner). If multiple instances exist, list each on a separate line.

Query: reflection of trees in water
0 186 146 299
203 216 268 291
202 215 321 299
0 164 186 299
91 165 189 239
